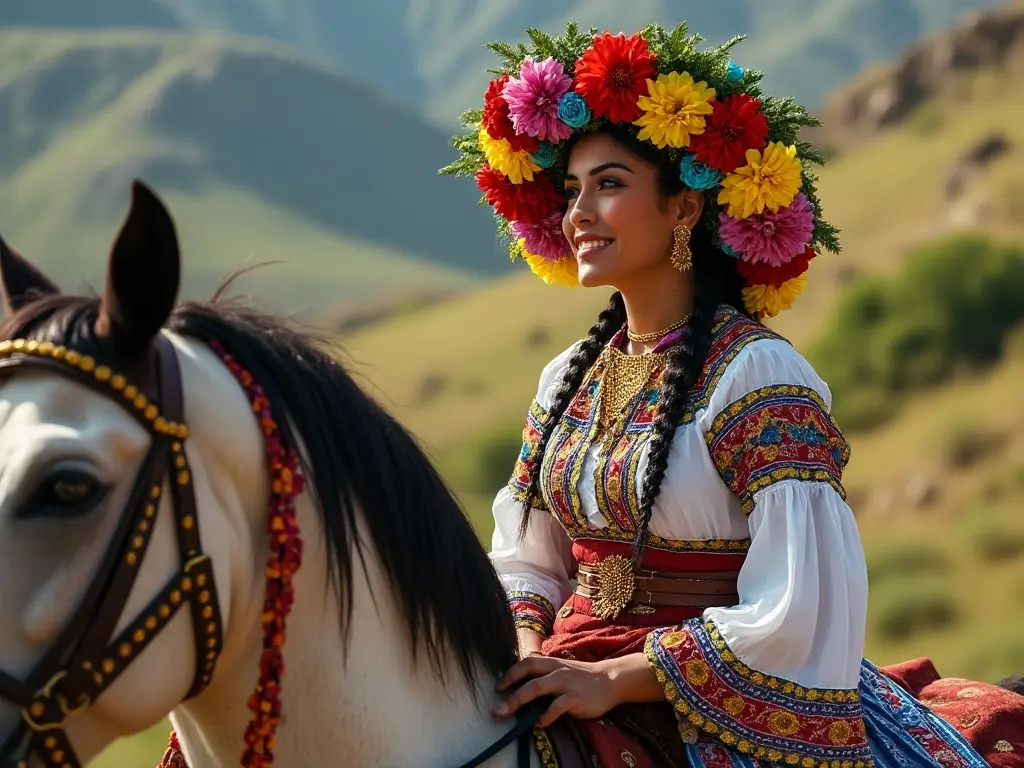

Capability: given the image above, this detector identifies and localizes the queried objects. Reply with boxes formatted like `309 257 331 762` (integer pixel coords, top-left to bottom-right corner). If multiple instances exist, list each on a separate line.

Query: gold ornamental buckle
591 555 635 621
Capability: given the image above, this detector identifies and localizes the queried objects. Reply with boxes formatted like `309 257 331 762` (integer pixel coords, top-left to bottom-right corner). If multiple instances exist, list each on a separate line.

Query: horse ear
0 236 60 315
95 180 180 359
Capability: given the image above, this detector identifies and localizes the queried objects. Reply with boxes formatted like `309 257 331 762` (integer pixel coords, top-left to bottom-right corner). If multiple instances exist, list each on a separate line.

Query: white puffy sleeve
644 338 872 766
488 344 578 637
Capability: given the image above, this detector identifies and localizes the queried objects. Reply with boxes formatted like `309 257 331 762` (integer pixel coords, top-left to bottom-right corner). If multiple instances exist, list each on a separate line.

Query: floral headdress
440 22 841 318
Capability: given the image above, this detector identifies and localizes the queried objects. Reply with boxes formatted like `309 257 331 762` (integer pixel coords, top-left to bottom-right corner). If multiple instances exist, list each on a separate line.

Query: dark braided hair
518 289 625 540
519 124 749 564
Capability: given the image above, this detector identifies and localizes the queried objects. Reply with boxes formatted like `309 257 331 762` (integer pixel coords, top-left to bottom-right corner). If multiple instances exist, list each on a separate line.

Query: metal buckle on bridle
20 673 90 735
0 336 225 768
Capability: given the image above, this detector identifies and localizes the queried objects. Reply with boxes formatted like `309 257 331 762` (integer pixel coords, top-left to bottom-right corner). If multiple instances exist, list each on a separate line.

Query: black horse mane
0 289 518 689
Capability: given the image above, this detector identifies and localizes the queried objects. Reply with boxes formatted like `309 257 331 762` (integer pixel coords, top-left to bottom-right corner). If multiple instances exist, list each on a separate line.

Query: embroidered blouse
488 305 871 765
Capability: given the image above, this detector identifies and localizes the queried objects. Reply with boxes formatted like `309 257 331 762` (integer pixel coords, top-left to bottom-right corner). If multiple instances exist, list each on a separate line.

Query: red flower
482 74 538 154
690 94 769 173
573 32 657 123
475 165 562 224
736 245 815 287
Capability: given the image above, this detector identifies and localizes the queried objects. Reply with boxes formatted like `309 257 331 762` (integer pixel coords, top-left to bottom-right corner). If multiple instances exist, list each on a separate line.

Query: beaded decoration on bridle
0 335 303 768
158 339 306 768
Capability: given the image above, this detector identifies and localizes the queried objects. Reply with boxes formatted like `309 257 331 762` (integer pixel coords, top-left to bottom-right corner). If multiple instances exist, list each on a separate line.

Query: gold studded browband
0 336 224 768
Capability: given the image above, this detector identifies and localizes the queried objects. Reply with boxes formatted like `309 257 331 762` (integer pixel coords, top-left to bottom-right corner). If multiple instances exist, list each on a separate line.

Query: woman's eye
564 178 620 199
20 470 109 520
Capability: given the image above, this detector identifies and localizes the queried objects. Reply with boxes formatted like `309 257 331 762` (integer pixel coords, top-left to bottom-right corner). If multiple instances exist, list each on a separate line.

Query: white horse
0 181 546 767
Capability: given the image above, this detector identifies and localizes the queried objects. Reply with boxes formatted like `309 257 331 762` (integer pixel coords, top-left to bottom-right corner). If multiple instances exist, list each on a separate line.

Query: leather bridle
0 335 223 768
0 334 548 768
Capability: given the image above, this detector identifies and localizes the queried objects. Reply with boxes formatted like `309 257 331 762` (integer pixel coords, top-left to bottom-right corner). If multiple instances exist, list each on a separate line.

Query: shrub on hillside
808 233 1024 431
960 627 1024 687
871 577 959 642
940 422 999 470
865 539 952 585
466 421 527 498
958 506 1024 563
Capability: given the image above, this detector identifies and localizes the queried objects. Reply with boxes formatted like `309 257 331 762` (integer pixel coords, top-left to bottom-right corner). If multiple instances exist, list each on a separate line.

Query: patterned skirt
539 588 1021 767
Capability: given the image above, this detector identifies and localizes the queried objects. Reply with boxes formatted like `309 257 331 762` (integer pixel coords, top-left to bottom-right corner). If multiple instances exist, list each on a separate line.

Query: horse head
0 182 520 767
0 182 258 764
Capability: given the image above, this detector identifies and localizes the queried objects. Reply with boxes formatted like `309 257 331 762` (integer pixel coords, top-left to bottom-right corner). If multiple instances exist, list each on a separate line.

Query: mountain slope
2 0 1008 127
0 28 503 310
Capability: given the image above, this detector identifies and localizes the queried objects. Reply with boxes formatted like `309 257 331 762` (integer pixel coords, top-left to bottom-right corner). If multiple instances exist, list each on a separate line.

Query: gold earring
670 225 692 272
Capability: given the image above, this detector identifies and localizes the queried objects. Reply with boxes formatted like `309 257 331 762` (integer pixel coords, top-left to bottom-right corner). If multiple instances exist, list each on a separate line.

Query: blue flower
557 92 591 129
530 141 556 168
726 61 744 83
719 242 743 259
679 153 723 191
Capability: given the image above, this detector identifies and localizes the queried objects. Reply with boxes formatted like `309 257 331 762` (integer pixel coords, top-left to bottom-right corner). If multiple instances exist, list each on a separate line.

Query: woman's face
561 132 701 290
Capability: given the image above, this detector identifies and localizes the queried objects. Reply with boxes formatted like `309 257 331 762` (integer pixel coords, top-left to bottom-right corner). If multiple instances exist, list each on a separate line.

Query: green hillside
1 3 1012 316
2 0 1006 127
0 28 501 313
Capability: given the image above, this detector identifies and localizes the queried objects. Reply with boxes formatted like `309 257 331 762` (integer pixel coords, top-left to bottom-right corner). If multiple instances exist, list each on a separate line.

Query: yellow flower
514 239 579 286
718 142 802 219
633 71 716 149
742 273 807 317
478 125 540 184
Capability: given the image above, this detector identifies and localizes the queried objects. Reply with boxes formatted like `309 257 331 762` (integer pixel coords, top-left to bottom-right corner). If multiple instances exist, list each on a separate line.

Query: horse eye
20 469 109 520
52 478 94 504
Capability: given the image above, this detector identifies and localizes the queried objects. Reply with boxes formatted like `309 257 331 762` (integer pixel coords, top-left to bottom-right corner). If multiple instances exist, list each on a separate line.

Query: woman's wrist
601 653 665 705
516 627 545 658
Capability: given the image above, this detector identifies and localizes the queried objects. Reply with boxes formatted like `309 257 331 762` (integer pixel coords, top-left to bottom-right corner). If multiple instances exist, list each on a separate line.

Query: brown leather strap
543 719 590 768
574 582 739 608
576 569 739 596
575 563 740 609
0 335 225 768
155 338 223 700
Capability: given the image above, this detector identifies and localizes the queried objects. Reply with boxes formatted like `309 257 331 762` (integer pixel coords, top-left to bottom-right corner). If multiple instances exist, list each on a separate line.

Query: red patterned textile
534 542 1022 767
704 383 850 515
507 399 552 510
543 540 745 662
645 620 871 766
880 658 1024 767
510 591 557 637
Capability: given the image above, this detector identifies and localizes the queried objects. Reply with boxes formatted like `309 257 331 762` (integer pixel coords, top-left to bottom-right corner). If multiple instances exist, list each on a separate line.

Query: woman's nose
568 195 595 228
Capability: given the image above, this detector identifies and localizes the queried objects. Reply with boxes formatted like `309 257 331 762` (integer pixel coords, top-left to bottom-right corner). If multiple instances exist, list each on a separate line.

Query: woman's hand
492 653 664 727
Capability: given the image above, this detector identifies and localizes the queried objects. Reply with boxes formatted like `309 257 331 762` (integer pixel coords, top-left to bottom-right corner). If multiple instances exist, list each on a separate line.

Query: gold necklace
626 313 692 344
597 345 668 430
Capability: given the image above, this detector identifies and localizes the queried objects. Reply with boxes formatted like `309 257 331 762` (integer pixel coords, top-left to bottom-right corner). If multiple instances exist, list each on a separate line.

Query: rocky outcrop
806 1 1024 151
945 133 1012 197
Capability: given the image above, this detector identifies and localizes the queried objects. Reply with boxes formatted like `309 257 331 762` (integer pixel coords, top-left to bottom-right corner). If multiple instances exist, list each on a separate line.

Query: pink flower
719 192 813 267
502 57 574 143
511 211 572 261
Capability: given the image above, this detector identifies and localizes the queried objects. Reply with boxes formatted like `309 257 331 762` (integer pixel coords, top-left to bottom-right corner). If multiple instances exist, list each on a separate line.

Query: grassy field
0 27 499 317
0 179 478 318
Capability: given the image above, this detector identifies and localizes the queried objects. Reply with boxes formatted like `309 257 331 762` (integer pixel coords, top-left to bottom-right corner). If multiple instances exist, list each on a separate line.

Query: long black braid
631 238 735 565
519 124 749 561
518 290 625 540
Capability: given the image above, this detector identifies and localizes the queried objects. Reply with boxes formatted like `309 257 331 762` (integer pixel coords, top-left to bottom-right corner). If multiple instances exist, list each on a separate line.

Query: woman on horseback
442 20 1022 768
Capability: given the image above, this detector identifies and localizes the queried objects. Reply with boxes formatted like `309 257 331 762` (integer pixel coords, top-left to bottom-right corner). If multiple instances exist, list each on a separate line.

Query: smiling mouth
576 239 613 255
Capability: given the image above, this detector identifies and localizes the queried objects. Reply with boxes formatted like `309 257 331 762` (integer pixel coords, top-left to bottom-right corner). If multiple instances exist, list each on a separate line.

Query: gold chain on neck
597 345 668 430
626 313 692 344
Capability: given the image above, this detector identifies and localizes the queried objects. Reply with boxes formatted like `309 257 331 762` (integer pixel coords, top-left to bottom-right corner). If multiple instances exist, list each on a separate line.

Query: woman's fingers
496 655 561 692
538 694 576 728
493 667 568 717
